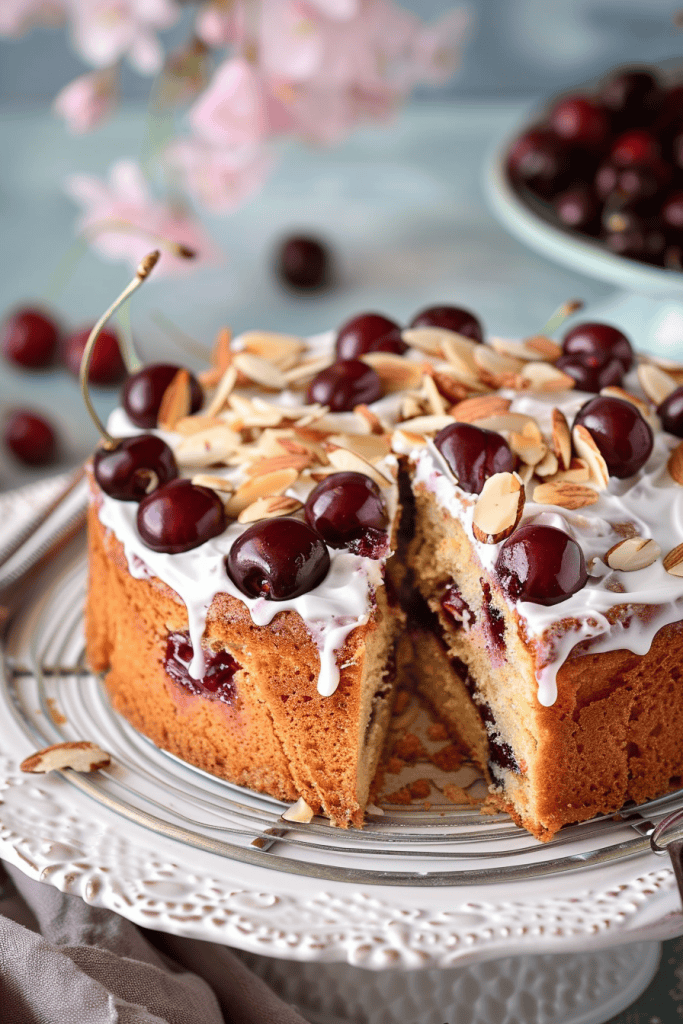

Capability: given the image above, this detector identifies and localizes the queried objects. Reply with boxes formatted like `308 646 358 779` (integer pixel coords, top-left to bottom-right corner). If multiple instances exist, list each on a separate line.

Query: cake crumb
423 801 432 811
442 783 476 805
386 756 405 774
409 778 431 799
393 733 426 761
384 785 412 804
46 699 67 726
393 690 411 716
431 743 464 771
427 723 448 741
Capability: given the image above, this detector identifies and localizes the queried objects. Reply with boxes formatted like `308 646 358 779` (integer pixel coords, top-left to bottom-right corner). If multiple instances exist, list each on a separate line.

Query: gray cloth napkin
0 862 308 1024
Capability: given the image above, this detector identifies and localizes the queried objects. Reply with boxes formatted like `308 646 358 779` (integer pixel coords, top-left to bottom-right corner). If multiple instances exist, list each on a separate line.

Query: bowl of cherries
486 64 683 357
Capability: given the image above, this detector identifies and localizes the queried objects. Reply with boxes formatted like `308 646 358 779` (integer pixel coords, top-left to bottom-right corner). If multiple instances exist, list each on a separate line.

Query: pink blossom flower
304 0 358 20
67 0 180 75
65 159 222 275
189 57 293 148
412 8 471 85
0 0 65 35
195 1 246 48
166 137 273 214
53 69 117 134
259 0 323 83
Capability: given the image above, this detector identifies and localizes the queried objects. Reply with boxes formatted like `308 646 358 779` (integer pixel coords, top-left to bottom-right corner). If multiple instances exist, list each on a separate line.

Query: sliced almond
157 369 191 430
282 797 315 823
550 457 590 483
532 481 600 510
401 326 447 356
470 412 537 435
473 345 523 383
392 428 428 451
551 408 572 470
204 364 238 417
400 394 426 421
451 395 512 423
224 468 300 516
516 461 534 485
326 445 392 488
175 415 228 436
668 440 683 485
360 352 425 391
354 403 386 434
191 474 234 494
237 495 303 524
432 371 471 405
605 536 661 571
327 433 392 463
508 432 546 466
523 334 563 361
233 352 287 391
572 425 609 489
516 361 575 392
637 362 677 406
421 373 447 416
283 354 333 387
246 453 312 477
534 449 559 477
440 334 479 377
228 394 285 428
21 741 110 774
175 425 241 468
397 414 455 434
472 472 525 544
240 330 306 370
522 418 544 444
198 326 232 388
600 386 652 420
664 543 683 576
490 336 545 362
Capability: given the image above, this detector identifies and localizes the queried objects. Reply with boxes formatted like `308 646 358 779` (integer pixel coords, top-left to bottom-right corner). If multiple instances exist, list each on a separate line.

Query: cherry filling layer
441 584 474 628
164 631 240 704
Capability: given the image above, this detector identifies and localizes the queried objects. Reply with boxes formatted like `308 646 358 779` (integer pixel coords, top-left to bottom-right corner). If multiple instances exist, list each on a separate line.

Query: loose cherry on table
573 395 654 478
548 96 610 149
4 409 57 465
561 322 634 372
307 358 383 412
434 422 514 494
137 478 227 553
304 471 388 551
1 308 59 369
335 313 405 360
165 631 239 704
63 326 127 386
657 386 683 437
123 363 203 428
409 305 484 342
226 517 330 600
276 235 330 291
94 435 178 501
495 524 587 606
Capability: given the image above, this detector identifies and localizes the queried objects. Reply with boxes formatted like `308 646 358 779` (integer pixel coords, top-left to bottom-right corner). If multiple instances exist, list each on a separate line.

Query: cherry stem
541 299 584 336
80 250 161 448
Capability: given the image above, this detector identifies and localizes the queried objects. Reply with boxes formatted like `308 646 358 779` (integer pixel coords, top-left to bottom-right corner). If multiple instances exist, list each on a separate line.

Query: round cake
85 297 683 839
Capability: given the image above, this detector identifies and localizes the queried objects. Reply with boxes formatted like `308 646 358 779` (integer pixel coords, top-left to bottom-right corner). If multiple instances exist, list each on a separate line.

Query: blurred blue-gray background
0 0 680 102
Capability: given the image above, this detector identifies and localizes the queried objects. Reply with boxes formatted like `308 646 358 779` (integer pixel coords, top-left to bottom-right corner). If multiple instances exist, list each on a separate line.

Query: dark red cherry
226 518 330 600
307 359 382 411
553 185 600 233
4 409 57 465
495 525 587 607
602 223 667 265
548 96 609 149
654 84 683 137
595 161 669 205
409 305 483 342
164 631 239 704
137 478 226 553
600 69 660 126
1 308 59 369
561 322 633 372
123 363 203 429
94 435 178 501
555 354 624 393
434 422 514 495
276 235 329 290
610 130 660 167
63 326 126 386
335 313 404 360
661 192 683 230
304 471 388 550
657 387 683 437
506 127 570 197
573 396 653 478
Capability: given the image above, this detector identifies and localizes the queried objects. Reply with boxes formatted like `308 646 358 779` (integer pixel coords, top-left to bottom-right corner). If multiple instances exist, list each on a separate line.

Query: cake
84 279 683 840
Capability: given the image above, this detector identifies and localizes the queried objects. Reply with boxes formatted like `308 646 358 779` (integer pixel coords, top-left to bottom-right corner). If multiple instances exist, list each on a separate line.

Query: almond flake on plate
421 373 447 416
191 474 234 494
668 440 683 485
534 450 559 477
516 362 575 392
238 495 303 523
605 536 661 571
224 468 300 516
233 352 287 391
246 453 313 477
397 414 455 435
239 330 306 370
664 543 683 575
21 741 111 774
204 364 239 417
198 326 232 388
282 797 315 823
401 326 446 356
360 352 425 391
472 472 525 544
508 432 546 467
157 369 191 430
174 425 241 468
451 395 512 423
637 362 678 406
326 433 391 463
549 458 590 484
326 445 392 487
532 481 599 510
551 408 572 470
283 355 334 386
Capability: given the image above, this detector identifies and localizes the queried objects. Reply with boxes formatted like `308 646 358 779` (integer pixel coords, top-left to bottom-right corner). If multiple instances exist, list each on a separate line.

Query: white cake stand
484 130 683 364
0 539 679 1024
